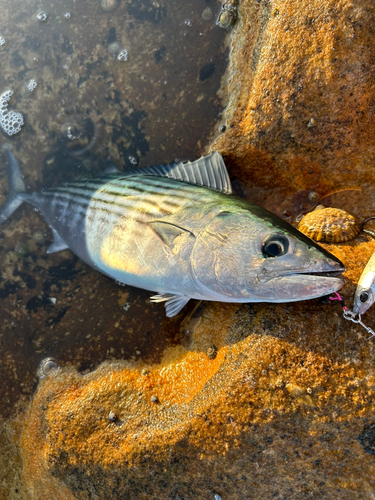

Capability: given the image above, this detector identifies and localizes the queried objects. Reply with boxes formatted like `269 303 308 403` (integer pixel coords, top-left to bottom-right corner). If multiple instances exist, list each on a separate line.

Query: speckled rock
20 239 375 499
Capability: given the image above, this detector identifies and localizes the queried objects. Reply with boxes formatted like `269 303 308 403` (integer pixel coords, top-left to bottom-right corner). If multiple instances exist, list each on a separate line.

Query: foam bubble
27 79 37 92
0 90 24 136
36 11 48 21
117 49 128 62
0 37 5 46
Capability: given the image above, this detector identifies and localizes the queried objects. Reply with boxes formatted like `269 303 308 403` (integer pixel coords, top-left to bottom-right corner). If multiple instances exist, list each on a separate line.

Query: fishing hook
330 292 375 340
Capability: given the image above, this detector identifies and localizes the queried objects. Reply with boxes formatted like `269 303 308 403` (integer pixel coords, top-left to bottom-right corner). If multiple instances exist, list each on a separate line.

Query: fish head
191 207 345 302
352 272 375 316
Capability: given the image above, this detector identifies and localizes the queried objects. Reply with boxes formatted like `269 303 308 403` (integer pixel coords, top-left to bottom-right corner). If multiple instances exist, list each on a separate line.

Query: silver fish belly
0 149 345 317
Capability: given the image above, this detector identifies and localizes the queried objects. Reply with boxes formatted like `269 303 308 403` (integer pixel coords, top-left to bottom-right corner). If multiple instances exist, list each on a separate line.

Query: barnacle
298 206 360 243
202 7 213 22
217 2 237 29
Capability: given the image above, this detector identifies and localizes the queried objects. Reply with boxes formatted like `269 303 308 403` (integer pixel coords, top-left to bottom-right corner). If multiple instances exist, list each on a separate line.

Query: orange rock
214 0 375 204
22 257 375 498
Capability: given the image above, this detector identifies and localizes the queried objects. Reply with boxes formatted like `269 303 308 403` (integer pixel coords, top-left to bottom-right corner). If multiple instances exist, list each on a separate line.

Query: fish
0 148 345 317
353 251 375 315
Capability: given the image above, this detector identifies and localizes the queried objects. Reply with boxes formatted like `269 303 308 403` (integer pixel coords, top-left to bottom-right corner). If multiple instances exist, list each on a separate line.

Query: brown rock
213 0 375 222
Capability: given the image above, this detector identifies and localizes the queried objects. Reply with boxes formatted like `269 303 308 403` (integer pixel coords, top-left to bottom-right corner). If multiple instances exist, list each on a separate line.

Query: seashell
207 345 218 359
100 0 117 12
298 206 360 243
108 411 117 422
38 357 57 378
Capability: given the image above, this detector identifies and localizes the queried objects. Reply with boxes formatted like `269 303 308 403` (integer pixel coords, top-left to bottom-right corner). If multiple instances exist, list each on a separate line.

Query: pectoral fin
149 221 195 248
150 293 190 317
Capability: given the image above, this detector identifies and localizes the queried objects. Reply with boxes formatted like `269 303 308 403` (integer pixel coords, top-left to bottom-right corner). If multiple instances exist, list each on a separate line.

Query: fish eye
360 291 369 303
262 234 289 258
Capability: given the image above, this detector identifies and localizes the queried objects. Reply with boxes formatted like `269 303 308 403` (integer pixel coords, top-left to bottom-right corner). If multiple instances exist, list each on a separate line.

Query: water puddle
0 0 231 496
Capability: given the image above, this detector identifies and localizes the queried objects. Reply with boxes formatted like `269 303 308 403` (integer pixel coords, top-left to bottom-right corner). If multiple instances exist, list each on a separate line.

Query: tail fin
0 146 26 225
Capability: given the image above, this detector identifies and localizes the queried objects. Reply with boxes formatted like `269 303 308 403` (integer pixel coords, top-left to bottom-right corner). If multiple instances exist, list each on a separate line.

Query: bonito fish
353 252 375 315
0 149 345 317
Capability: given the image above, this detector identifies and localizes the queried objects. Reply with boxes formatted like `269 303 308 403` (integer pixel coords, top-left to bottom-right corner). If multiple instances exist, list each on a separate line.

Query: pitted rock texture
22 241 375 499
214 0 375 223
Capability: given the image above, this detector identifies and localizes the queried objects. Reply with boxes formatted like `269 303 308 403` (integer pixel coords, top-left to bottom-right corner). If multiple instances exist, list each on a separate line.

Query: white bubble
36 11 48 21
0 90 24 136
0 37 5 46
117 49 128 62
66 125 81 141
64 12 71 19
184 19 192 27
129 156 137 165
27 79 37 92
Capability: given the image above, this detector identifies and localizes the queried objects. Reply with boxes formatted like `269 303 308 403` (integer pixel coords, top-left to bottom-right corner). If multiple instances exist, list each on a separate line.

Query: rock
7 0 375 498
22 239 375 499
213 0 375 223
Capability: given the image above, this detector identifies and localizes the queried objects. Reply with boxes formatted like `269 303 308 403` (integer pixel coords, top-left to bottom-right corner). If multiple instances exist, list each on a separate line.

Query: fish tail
0 146 27 225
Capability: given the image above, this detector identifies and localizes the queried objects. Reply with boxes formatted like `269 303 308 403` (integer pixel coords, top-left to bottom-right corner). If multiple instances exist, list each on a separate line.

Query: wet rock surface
214 0 375 223
1 0 375 498
22 249 375 498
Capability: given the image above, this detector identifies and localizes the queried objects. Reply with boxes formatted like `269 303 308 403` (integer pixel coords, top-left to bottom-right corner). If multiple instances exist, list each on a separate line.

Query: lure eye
262 234 289 258
360 291 369 303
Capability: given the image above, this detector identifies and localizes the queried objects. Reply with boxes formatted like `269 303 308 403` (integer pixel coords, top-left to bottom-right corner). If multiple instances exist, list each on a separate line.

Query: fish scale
0 150 345 317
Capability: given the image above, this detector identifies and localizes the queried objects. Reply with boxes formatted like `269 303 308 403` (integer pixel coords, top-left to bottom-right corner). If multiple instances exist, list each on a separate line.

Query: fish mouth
282 266 345 283
258 262 345 283
256 262 345 302
294 267 345 279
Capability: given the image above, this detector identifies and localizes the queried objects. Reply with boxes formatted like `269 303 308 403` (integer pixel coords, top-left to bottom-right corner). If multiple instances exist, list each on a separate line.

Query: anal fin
46 228 69 254
150 293 190 317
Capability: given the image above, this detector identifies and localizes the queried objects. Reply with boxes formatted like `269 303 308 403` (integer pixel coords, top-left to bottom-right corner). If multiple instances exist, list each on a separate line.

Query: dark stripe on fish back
42 174 207 226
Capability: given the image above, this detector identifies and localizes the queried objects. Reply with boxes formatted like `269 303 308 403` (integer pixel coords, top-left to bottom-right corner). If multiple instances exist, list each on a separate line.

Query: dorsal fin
119 152 232 194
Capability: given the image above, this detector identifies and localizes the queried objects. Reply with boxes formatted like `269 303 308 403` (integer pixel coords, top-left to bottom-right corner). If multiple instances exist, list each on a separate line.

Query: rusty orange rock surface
22 238 375 499
214 0 375 216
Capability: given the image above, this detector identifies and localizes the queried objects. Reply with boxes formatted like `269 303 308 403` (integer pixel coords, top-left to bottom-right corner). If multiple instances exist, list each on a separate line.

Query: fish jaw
255 274 345 303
